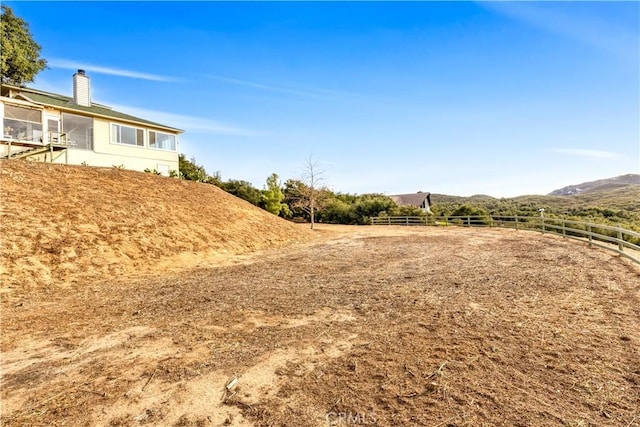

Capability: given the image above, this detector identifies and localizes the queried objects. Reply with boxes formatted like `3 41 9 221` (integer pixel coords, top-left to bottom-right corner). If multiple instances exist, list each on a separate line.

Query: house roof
1 84 183 133
389 192 431 206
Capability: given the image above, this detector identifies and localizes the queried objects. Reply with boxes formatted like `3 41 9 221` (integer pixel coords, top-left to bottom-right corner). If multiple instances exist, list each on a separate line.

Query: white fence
370 215 640 265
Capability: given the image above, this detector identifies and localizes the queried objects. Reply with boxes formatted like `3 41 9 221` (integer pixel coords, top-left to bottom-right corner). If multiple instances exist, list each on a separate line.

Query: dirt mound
0 160 312 291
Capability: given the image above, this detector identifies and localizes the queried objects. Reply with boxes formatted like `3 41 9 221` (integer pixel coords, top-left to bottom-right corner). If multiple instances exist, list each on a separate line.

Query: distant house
0 70 183 175
389 192 432 213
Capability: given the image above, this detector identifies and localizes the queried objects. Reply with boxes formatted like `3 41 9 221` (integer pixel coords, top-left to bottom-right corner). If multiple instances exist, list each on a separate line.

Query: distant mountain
549 174 640 196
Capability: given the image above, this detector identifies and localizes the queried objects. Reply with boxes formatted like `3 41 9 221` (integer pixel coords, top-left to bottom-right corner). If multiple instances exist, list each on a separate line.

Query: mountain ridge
548 174 640 196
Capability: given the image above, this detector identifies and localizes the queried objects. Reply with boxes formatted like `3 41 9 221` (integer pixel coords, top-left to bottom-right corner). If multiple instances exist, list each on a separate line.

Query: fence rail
370 215 640 264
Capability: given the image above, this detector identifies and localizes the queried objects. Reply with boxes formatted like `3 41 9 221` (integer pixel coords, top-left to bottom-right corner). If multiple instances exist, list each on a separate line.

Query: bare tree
301 155 327 229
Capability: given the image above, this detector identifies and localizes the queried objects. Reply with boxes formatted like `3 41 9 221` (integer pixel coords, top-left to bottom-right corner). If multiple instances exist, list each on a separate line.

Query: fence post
588 225 592 246
618 230 624 252
515 215 519 230
467 216 471 227
562 220 566 237
388 216 391 226
406 216 409 226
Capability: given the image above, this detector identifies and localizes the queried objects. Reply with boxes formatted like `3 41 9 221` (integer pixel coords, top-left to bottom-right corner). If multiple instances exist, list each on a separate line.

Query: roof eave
2 84 184 134
38 99 183 134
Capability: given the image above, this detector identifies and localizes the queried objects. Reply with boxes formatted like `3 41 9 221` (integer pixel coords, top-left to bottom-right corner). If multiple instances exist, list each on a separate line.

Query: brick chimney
73 69 90 107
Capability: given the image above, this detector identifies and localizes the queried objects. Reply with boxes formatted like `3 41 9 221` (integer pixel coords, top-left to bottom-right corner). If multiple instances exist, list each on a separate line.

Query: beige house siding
87 118 179 172
1 109 179 173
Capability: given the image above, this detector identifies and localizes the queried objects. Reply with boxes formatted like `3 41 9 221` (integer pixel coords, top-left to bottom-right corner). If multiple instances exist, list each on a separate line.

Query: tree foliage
320 198 358 224
317 193 426 225
0 5 47 86
219 179 263 206
283 179 332 224
262 173 287 216
283 179 308 219
178 154 208 182
353 194 397 221
450 204 489 218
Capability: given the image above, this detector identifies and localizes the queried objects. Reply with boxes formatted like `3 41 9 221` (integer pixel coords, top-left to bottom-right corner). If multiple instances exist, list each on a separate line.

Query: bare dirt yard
2 224 639 426
1 161 639 426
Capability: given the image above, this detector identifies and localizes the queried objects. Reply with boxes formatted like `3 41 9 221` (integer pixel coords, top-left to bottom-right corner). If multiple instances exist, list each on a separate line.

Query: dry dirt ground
2 227 640 426
2 224 639 426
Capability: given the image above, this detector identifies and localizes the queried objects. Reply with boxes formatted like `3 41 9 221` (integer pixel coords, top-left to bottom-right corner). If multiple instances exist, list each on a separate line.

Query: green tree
392 204 430 217
220 179 262 206
319 198 357 224
353 194 397 223
262 173 287 215
451 204 488 217
178 154 208 182
205 170 223 187
0 5 47 86
283 179 309 219
283 178 331 224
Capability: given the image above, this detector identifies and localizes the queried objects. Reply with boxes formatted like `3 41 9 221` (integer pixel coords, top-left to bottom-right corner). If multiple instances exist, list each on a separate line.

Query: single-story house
389 192 432 213
0 70 183 175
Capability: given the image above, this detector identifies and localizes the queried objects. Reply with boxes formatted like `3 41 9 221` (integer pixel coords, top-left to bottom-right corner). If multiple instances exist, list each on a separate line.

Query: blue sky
9 1 640 197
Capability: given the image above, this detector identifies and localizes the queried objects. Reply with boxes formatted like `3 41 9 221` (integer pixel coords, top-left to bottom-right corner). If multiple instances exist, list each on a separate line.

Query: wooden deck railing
1 132 69 161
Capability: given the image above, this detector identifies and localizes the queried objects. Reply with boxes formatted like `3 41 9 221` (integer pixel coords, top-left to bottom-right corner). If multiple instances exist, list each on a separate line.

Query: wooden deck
0 136 69 162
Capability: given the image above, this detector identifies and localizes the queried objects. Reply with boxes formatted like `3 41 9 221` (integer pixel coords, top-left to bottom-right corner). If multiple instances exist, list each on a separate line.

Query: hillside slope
0 160 312 289
549 174 640 196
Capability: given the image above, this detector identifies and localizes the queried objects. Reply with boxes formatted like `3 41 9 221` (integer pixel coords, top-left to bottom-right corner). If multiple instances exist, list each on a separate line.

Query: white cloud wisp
206 74 359 101
482 2 639 62
49 59 179 82
109 104 263 137
550 148 618 159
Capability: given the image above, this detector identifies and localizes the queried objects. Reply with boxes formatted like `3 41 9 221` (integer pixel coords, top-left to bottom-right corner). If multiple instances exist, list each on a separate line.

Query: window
111 123 144 146
149 130 176 151
62 113 93 150
3 104 43 142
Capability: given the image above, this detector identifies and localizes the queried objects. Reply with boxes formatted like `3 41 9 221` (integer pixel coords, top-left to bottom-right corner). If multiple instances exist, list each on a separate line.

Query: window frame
2 103 44 142
110 122 145 147
148 129 177 152
62 112 94 150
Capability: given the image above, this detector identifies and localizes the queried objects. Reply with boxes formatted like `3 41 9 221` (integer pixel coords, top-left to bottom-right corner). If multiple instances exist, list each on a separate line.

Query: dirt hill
0 160 312 290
